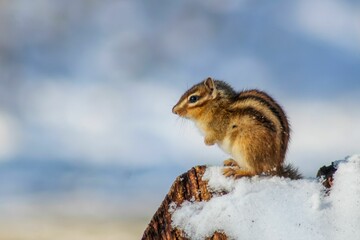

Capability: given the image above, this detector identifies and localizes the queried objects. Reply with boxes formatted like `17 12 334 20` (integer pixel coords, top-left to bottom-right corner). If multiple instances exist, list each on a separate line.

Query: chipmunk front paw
204 135 216 146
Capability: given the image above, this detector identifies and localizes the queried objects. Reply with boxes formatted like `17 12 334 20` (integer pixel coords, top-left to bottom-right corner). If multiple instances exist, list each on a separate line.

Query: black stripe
237 93 289 155
237 107 276 132
237 94 286 133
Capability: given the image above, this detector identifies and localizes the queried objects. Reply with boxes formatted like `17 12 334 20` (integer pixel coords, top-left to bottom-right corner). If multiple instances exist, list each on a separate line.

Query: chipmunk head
172 77 235 119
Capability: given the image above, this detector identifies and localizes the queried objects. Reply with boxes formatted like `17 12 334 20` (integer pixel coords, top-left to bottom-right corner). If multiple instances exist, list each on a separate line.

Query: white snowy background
0 0 359 239
172 155 360 240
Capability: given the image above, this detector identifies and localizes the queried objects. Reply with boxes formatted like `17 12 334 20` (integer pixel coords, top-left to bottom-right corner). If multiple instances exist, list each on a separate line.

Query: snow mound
171 155 360 240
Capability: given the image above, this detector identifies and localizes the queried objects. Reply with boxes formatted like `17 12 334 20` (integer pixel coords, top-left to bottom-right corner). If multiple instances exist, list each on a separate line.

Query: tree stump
142 166 227 240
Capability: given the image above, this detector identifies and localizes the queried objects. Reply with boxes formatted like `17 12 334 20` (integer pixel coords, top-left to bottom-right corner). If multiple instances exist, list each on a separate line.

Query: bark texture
142 165 227 240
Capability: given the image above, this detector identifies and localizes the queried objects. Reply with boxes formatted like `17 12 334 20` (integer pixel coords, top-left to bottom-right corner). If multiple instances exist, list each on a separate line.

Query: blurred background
0 0 359 239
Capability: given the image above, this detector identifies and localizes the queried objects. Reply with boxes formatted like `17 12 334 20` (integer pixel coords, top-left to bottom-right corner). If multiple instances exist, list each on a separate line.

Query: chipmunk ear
204 77 217 98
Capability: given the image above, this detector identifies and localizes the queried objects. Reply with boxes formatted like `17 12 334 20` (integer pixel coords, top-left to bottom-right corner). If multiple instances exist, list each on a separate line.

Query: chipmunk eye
189 95 200 103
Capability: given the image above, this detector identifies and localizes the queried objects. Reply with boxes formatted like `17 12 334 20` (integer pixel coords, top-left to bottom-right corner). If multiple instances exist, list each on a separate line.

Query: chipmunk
172 77 301 179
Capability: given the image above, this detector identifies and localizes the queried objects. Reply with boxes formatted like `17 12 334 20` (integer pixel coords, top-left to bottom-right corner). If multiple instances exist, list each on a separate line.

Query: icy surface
171 155 360 240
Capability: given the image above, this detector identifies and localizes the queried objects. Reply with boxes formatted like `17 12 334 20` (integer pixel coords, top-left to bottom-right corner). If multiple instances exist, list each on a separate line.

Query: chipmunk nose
172 105 178 115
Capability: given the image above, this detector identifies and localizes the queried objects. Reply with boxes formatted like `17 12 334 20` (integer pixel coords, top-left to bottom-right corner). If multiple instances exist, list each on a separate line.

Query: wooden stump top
142 166 227 240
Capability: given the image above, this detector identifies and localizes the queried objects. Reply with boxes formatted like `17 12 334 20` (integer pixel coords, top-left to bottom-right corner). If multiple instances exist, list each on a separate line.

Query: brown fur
173 77 301 179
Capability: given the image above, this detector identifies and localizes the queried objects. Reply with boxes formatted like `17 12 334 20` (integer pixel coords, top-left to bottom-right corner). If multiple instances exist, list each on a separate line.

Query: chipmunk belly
218 136 249 169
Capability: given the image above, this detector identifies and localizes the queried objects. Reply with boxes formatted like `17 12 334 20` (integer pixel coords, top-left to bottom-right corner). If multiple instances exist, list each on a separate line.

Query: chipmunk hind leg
242 127 282 174
223 126 281 178
223 158 239 167
222 145 257 179
221 130 256 178
223 167 256 179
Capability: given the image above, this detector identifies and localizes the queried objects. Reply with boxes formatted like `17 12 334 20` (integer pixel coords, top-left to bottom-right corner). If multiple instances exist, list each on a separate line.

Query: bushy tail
276 164 302 179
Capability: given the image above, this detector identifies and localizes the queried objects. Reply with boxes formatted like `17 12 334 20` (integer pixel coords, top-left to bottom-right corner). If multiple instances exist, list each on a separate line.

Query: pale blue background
0 0 359 219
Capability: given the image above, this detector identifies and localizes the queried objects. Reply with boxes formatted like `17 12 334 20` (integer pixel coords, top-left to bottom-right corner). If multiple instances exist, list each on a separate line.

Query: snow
171 155 360 240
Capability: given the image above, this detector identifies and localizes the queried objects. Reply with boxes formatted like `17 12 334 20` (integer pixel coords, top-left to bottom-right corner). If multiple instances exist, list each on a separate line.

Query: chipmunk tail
276 164 302 180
